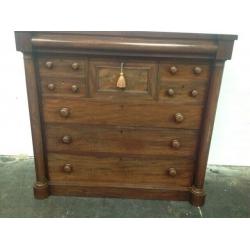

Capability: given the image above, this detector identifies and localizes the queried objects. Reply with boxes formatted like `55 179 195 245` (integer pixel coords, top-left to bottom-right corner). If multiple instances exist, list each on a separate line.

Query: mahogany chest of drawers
15 31 237 206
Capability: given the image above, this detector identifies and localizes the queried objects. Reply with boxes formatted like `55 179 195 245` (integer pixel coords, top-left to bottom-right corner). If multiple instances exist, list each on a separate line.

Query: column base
33 181 50 199
190 186 206 207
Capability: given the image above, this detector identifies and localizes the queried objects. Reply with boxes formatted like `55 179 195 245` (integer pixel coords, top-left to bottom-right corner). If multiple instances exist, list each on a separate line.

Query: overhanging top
15 31 238 60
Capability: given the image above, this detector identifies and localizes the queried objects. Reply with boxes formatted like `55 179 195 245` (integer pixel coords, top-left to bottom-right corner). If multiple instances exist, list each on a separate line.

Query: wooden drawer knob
169 66 178 75
193 66 202 75
71 62 79 70
168 168 177 177
71 84 79 93
47 83 55 91
171 139 181 149
167 88 175 96
63 163 73 173
191 89 198 97
174 113 184 123
45 61 53 69
62 135 72 144
59 107 70 118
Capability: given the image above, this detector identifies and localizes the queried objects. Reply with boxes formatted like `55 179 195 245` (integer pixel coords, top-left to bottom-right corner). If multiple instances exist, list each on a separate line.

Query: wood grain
47 153 194 188
40 76 86 97
89 59 157 99
43 98 204 129
45 124 199 158
38 56 87 78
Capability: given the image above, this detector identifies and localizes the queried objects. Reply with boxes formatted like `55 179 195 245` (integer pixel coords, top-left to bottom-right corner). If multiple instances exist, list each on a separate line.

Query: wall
0 0 249 166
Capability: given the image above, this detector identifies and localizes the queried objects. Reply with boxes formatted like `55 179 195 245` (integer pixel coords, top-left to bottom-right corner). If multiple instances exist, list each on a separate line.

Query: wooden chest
15 31 237 206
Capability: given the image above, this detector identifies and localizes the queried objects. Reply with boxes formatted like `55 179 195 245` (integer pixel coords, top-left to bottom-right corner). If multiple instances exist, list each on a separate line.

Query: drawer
37 56 87 78
159 61 211 81
45 124 199 158
43 98 203 129
47 153 194 188
40 77 87 96
89 59 157 100
159 80 208 104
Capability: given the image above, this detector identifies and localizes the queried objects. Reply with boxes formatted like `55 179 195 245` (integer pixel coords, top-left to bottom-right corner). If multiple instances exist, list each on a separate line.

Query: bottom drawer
47 153 194 188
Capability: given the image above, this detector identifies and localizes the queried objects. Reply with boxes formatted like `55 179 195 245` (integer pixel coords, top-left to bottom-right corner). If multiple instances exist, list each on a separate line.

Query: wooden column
23 53 49 199
190 61 225 206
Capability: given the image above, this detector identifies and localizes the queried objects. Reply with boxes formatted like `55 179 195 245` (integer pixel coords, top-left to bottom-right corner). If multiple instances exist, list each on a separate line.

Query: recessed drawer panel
43 98 203 129
47 153 194 188
45 124 199 158
89 59 157 100
37 56 87 78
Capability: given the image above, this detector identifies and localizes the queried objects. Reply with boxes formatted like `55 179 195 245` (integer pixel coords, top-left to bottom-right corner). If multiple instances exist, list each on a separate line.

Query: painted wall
0 0 249 166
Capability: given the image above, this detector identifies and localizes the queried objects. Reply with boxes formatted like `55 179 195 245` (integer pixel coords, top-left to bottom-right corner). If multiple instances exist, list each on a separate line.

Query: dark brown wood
47 153 194 188
15 31 237 206
42 98 204 129
49 183 191 201
23 53 49 199
195 62 225 188
45 124 199 158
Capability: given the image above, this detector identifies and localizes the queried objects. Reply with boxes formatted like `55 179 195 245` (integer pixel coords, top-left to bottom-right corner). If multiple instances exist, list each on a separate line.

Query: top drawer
37 56 87 78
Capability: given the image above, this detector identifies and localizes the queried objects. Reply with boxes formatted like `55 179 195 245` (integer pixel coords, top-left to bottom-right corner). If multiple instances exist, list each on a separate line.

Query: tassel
117 63 126 89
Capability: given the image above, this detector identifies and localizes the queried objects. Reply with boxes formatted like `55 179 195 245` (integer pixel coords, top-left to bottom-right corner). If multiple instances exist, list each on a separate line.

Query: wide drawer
45 124 199 158
47 153 194 188
43 98 203 129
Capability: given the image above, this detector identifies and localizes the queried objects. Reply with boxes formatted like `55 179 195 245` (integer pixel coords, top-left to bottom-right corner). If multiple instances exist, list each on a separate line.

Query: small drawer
89 58 157 100
47 153 195 188
37 56 87 78
159 61 211 81
40 77 86 96
45 124 199 158
159 80 208 104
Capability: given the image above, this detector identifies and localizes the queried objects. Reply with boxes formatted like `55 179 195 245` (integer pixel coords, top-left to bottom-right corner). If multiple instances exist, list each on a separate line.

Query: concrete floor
0 155 249 218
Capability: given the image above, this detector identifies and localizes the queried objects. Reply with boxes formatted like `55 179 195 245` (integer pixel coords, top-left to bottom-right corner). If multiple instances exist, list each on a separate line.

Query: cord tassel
117 62 126 89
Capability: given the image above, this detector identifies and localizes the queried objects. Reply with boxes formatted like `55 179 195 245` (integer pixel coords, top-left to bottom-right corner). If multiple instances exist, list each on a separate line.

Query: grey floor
0 155 249 218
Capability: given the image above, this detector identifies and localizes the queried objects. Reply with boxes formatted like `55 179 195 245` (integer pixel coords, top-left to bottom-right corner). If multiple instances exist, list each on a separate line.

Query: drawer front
158 61 210 103
40 77 87 97
47 153 194 188
159 61 211 81
45 124 199 158
37 56 87 78
43 98 203 129
89 59 157 100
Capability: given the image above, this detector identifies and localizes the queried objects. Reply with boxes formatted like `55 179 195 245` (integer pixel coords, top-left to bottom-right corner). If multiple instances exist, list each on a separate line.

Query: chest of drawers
15 31 237 206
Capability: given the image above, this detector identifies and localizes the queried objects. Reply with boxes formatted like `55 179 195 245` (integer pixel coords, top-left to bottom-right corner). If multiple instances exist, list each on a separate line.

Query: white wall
0 0 249 166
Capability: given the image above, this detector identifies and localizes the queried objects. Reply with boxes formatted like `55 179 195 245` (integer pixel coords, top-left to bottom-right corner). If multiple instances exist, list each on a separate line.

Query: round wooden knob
71 85 79 93
168 168 177 177
62 135 72 144
174 113 184 123
171 139 181 149
167 88 175 96
193 66 202 75
47 83 55 91
45 61 53 69
59 107 70 118
71 62 79 70
191 89 198 97
63 163 73 173
169 66 178 75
